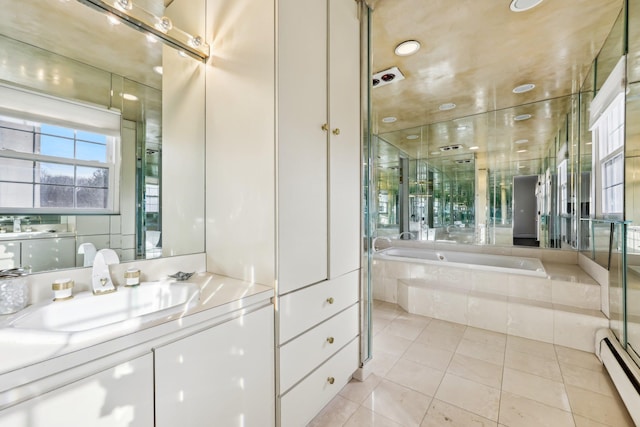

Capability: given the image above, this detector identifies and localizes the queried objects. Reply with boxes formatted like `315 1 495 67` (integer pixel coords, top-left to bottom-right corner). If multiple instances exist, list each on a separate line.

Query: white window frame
590 56 626 219
0 84 121 214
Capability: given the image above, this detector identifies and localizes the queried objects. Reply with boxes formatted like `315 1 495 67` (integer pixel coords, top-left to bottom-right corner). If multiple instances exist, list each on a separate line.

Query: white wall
205 0 276 286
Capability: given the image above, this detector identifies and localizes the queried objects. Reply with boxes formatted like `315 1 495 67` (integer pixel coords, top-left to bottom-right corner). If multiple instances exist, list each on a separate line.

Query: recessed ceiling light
510 0 544 12
514 114 532 121
439 103 456 111
469 146 479 150
122 93 138 101
406 134 419 140
395 40 421 56
514 139 529 144
382 116 397 123
517 149 528 153
513 83 536 94
153 66 163 75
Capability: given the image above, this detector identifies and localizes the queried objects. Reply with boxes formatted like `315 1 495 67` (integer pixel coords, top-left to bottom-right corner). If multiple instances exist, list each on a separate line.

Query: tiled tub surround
372 250 607 352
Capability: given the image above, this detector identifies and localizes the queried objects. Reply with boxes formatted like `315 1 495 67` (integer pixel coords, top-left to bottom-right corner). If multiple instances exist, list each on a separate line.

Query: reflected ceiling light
382 116 397 123
122 93 138 101
406 134 419 140
146 33 158 43
77 0 210 61
517 149 528 153
586 142 593 145
430 151 441 155
394 40 421 56
514 139 529 144
153 65 163 75
439 102 456 111
513 83 536 94
107 15 120 25
469 146 479 150
514 113 532 121
510 0 544 12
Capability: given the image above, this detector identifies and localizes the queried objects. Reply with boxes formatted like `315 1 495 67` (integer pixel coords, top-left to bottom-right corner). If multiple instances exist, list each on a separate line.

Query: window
0 84 121 214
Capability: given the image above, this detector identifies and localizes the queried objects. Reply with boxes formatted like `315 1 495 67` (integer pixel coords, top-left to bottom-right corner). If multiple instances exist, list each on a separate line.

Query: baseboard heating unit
595 329 640 425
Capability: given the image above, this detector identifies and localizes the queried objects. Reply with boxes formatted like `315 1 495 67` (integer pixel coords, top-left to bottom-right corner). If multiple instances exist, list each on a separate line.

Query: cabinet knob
327 377 335 385
326 297 334 304
332 128 340 135
321 123 329 131
327 337 335 344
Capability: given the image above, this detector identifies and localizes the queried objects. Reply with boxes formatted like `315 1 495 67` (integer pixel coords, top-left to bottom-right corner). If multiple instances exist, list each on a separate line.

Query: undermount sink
2 281 200 339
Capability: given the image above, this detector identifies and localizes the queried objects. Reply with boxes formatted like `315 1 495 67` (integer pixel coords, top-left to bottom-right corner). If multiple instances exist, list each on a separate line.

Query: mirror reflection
0 0 204 272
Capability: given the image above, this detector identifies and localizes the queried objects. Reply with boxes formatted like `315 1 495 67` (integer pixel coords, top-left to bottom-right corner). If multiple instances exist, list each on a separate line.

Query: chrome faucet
92 248 120 295
372 236 392 252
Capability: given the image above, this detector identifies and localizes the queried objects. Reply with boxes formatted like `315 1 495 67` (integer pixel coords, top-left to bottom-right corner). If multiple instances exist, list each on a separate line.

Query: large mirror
0 0 205 273
370 0 623 251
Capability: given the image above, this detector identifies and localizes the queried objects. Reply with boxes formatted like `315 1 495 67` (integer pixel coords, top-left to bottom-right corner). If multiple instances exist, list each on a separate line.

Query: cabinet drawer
279 270 358 343
280 338 359 427
280 303 358 393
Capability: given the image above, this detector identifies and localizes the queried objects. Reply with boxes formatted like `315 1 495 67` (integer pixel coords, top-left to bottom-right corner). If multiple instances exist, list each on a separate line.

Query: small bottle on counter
124 268 141 287
52 278 74 301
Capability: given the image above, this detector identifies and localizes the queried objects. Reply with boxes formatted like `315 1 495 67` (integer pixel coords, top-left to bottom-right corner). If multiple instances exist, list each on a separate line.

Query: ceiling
371 0 624 175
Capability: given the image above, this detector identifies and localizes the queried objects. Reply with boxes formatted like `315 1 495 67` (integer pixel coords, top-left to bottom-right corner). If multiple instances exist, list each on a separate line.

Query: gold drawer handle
332 128 340 135
327 377 335 385
321 123 329 131
327 337 335 344
326 297 334 304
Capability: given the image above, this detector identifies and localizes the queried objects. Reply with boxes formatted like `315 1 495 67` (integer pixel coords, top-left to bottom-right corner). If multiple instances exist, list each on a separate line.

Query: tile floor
308 301 635 427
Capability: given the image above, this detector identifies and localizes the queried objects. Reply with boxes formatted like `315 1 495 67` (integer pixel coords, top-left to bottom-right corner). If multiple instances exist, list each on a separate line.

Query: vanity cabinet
0 354 154 427
154 305 275 427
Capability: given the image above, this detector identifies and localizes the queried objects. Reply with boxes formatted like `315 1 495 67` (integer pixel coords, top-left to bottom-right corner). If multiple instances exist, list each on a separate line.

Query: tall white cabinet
276 0 361 425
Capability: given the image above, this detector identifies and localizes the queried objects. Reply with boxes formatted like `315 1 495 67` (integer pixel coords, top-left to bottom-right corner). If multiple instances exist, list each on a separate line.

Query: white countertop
0 231 75 241
0 272 273 394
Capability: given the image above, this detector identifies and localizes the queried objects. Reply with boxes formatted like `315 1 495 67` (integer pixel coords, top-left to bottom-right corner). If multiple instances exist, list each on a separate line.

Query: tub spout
398 231 415 240
372 236 391 252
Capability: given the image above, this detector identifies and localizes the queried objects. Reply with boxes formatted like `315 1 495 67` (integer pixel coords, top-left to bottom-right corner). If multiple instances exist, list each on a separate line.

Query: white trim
589 56 626 129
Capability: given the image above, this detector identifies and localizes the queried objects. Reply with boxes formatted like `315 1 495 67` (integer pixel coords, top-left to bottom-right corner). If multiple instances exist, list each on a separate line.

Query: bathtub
374 246 547 278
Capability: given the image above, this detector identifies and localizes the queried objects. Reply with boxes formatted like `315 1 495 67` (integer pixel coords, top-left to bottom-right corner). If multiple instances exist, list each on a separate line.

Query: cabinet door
278 0 328 294
328 0 361 279
0 354 154 427
155 305 275 427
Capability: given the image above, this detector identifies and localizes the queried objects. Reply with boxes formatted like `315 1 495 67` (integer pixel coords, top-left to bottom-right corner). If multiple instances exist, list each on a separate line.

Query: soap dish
168 271 194 281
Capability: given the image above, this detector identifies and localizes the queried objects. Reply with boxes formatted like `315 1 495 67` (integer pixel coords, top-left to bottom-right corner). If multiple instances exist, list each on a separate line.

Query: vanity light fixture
394 40 421 56
513 83 536 94
510 0 544 12
439 102 456 111
406 134 419 140
76 0 210 62
382 116 397 123
514 113 532 121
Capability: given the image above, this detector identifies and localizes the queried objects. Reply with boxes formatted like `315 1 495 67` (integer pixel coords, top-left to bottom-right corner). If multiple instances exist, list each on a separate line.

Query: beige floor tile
385 358 445 396
559 363 617 397
374 331 413 358
498 391 575 427
506 335 557 360
456 338 506 366
463 326 508 348
339 374 383 404
435 373 501 421
368 351 401 378
504 348 563 382
382 317 429 341
502 367 571 411
402 341 454 371
421 399 497 427
343 406 403 427
555 345 603 371
573 414 616 427
415 325 465 352
446 353 503 389
565 384 635 427
363 379 432 427
307 395 360 427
